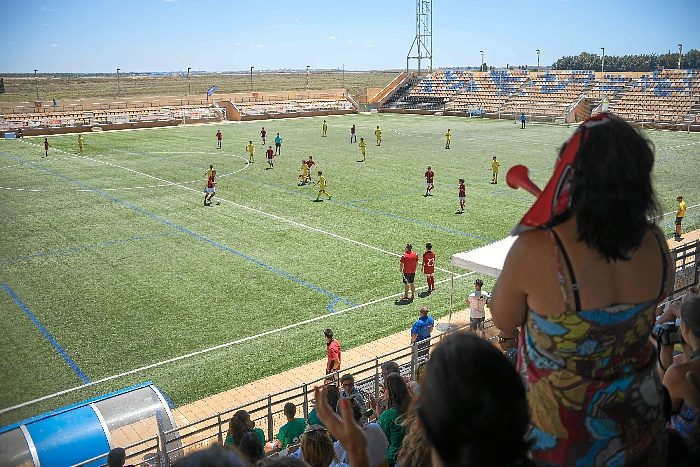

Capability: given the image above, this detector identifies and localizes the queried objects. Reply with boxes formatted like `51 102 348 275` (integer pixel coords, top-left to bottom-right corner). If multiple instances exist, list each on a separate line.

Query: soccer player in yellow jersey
445 129 451 149
299 159 310 185
375 126 382 146
78 135 84 153
322 120 328 137
358 138 367 162
675 195 687 240
316 171 331 201
491 156 501 184
246 141 255 163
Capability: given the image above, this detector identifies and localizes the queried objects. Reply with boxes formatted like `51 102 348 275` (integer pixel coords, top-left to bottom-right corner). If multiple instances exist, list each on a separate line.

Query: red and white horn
506 165 542 197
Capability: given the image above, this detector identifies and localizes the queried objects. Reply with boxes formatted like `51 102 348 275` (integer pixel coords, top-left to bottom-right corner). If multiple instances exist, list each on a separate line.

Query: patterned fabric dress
519 302 668 466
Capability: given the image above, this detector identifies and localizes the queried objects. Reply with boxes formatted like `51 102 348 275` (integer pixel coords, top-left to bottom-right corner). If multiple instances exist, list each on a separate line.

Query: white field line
19 140 453 273
0 270 475 414
651 203 700 220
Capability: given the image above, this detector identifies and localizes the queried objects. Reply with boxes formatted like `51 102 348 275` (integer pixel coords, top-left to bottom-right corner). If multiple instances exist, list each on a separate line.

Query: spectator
467 279 490 338
395 403 431 467
301 426 346 467
378 373 410 466
659 295 700 453
271 403 307 449
107 448 132 467
325 329 341 377
238 430 264 464
308 383 340 427
260 458 308 467
172 444 247 467
410 306 434 360
416 332 534 467
225 410 265 455
333 397 388 467
497 329 519 366
373 361 402 418
491 113 674 465
339 374 367 423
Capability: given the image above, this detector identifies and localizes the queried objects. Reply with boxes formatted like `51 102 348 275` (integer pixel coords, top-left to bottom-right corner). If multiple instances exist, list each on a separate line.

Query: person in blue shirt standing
411 306 435 360
520 112 527 129
274 132 283 156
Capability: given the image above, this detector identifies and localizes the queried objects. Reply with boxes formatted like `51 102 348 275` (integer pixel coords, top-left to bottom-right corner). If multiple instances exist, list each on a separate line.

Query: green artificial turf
0 114 698 426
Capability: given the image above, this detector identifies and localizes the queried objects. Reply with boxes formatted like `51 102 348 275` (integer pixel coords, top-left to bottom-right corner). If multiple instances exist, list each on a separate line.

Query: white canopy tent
450 236 517 278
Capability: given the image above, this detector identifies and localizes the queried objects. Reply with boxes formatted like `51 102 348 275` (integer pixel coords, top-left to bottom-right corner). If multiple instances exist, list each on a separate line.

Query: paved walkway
112 229 699 454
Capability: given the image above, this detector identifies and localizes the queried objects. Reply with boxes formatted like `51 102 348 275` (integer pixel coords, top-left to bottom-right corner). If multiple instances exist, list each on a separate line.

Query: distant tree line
552 50 700 72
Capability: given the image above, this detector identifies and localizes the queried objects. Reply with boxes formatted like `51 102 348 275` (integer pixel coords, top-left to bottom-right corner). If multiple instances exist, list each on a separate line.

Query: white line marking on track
18 140 453 273
0 271 474 415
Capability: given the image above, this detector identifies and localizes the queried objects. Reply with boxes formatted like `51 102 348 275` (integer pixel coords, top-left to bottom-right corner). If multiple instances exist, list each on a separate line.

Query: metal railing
81 321 487 466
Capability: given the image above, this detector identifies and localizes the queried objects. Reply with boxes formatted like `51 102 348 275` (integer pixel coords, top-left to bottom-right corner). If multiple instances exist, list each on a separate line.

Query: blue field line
4 154 354 313
101 148 492 241
0 232 178 265
2 283 91 384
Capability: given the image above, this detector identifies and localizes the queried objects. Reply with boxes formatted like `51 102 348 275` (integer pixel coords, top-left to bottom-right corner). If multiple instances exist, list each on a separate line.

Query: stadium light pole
678 44 683 69
600 48 605 74
480 50 484 72
187 67 191 96
306 65 310 90
250 66 254 93
34 69 39 101
116 68 121 95
536 49 540 70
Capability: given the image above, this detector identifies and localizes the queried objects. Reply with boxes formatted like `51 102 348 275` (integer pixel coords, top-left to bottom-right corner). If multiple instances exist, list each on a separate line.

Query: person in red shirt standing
260 127 267 145
204 171 217 206
457 178 466 214
216 130 222 149
265 146 275 169
324 328 341 378
424 166 435 197
422 243 436 292
400 243 419 301
350 124 357 143
43 138 49 158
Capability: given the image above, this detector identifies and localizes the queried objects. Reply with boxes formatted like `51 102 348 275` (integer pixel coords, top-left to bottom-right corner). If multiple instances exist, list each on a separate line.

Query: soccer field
1 114 698 425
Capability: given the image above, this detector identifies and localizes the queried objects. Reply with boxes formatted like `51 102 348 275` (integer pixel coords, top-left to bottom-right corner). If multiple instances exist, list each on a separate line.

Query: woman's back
519 221 669 316
513 221 671 465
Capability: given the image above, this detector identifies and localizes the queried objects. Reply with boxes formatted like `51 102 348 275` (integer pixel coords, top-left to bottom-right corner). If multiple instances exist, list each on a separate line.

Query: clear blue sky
1 0 698 73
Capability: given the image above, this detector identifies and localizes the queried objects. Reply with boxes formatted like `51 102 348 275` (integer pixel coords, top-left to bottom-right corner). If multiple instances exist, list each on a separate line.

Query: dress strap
549 228 582 311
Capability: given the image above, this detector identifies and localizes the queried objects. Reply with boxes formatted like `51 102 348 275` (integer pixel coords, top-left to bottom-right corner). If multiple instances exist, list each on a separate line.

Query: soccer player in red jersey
216 130 222 149
424 166 435 196
350 124 357 143
305 155 315 172
457 178 466 214
260 127 267 144
422 243 436 292
204 172 217 206
43 138 49 158
266 146 275 169
400 243 419 301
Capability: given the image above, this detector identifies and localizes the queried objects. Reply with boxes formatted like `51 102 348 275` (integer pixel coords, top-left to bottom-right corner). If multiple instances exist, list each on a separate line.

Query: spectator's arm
315 386 369 467
658 343 675 378
490 239 529 334
410 333 417 344
662 364 686 412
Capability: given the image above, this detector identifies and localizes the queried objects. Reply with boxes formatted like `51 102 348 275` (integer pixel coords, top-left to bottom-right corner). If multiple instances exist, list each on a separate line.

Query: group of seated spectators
173 113 699 466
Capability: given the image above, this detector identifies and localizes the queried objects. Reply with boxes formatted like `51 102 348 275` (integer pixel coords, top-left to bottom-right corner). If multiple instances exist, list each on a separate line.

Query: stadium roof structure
450 236 517 278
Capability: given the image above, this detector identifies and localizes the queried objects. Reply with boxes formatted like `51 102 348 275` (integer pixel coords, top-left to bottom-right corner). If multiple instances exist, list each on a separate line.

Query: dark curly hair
567 115 660 261
417 332 531 467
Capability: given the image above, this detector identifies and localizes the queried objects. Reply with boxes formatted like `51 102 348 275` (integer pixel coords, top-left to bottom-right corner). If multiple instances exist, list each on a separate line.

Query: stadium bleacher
382 68 700 128
233 98 355 117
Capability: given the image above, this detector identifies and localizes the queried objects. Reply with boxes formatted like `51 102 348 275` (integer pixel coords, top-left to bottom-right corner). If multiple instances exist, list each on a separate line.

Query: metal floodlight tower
678 44 683 69
406 0 433 74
